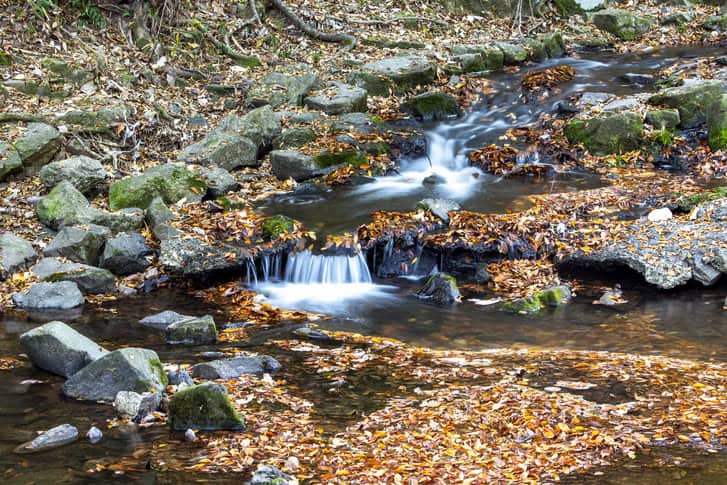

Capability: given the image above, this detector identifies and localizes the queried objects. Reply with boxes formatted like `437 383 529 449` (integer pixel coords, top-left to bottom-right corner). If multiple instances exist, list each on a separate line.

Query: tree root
269 0 356 49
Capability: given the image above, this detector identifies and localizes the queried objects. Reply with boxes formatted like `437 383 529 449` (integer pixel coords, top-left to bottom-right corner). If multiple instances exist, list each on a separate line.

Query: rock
422 173 447 186
91 208 145 233
12 281 84 310
99 232 151 276
540 33 566 59
113 391 162 422
647 207 673 222
401 92 462 121
146 197 175 228
262 215 295 240
645 109 680 131
648 80 725 128
184 429 196 441
62 347 167 402
447 53 486 74
703 14 727 31
555 0 607 14
19 321 107 378
177 131 258 170
35 180 93 230
165 315 217 345
564 112 644 154
246 70 321 107
139 310 194 330
191 355 281 380
214 105 281 148
494 42 528 65
707 93 727 150
270 149 319 181
0 142 22 180
620 73 655 86
592 9 653 41
86 426 103 444
474 263 491 283
275 126 317 149
304 82 367 115
109 163 207 211
599 287 624 306
38 156 108 194
168 368 194 387
197 166 238 198
415 273 461 305
43 224 110 265
450 44 505 70
14 424 78 454
32 257 116 294
350 56 436 96
13 123 63 173
0 232 36 279
416 198 461 223
662 11 696 26
167 382 245 431
602 97 640 113
159 235 251 280
292 326 334 342
247 465 296 485
503 286 572 314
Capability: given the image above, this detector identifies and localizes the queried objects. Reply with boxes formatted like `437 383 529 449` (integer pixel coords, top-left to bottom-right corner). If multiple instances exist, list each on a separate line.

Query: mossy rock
592 9 653 41
503 286 572 314
164 315 217 345
707 94 727 151
36 181 92 230
314 150 369 169
234 55 261 68
0 50 13 67
262 215 295 240
539 33 566 58
564 112 644 155
671 186 727 212
494 42 528 65
0 143 22 180
168 382 245 431
644 109 680 131
109 164 207 211
415 272 460 305
400 91 462 121
275 126 317 149
648 80 725 128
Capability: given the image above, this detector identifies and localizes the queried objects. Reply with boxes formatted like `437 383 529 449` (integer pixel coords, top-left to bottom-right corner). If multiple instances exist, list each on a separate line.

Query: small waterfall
245 257 258 285
284 250 372 284
261 253 283 281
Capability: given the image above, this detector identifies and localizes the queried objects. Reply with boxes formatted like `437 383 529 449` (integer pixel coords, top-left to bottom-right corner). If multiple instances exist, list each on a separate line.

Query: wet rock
19 321 108 378
494 42 528 65
62 348 167 402
416 198 461 223
415 273 461 305
113 391 162 422
0 232 36 279
12 281 84 310
32 257 116 294
349 56 436 96
168 382 245 431
246 70 320 107
422 173 446 186
564 111 644 154
167 368 194 387
39 156 108 194
648 80 725 128
159 235 251 280
599 287 624 306
401 91 462 121
620 73 655 86
540 33 566 59
304 82 367 115
99 232 151 276
197 165 238 198
139 310 194 330
14 424 78 454
292 326 334 342
86 426 103 444
275 126 317 149
191 355 281 379
474 263 491 284
707 93 727 150
592 9 653 41
109 163 207 211
0 142 23 180
270 150 319 181
165 315 217 345
13 123 63 173
43 224 110 265
247 465 296 485
503 286 572 314
645 109 680 131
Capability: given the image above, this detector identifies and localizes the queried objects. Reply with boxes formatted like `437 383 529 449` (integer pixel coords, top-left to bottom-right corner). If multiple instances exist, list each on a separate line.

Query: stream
2 46 727 482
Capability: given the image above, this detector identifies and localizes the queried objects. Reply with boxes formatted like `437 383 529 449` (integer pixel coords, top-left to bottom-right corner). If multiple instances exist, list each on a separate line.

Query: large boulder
159 235 251 280
592 9 653 41
191 355 281 379
415 273 461 305
99 232 151 276
401 92 462 121
32 257 116 294
0 142 22 180
109 163 207 211
494 42 528 65
0 232 36 279
43 224 110 265
38 155 107 194
349 56 436 96
19 321 108 378
167 382 245 431
304 82 368 115
246 70 321 107
502 286 572 314
12 281 84 310
165 315 217 345
647 80 725 128
13 123 63 173
269 150 318 181
564 111 644 154
36 180 94 230
62 348 167 402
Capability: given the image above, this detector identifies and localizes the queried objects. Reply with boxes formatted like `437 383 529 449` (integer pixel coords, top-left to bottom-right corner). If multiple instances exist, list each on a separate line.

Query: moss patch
314 150 369 169
168 382 245 431
148 357 168 387
262 215 295 240
503 286 572 314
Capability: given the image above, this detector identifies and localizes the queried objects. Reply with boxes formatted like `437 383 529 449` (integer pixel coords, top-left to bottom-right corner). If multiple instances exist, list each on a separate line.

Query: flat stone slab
14 424 79 454
191 355 282 379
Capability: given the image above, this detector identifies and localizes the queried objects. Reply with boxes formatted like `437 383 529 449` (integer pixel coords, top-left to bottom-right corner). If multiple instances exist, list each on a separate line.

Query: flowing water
2 46 727 482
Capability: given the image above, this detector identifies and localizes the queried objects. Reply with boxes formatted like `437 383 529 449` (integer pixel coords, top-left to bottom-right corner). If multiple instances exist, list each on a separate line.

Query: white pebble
184 428 196 441
647 207 672 222
86 426 103 444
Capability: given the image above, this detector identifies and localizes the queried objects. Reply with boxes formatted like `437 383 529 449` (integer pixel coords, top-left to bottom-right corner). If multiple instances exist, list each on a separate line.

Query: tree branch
269 0 356 49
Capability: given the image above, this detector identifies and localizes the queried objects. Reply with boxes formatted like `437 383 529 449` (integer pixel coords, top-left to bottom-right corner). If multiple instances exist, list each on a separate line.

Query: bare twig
269 0 356 49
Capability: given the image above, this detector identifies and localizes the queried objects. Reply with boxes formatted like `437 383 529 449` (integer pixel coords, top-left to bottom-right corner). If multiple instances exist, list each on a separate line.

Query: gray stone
191 355 281 380
43 224 110 265
648 80 725 128
0 142 22 180
212 105 281 148
19 321 108 378
494 42 528 65
416 198 461 223
38 156 107 194
564 111 644 154
167 368 194 387
592 9 653 41
248 465 296 485
246 71 321 107
62 348 167 402
165 315 217 345
139 310 194 330
645 109 681 131
415 273 460 305
270 150 319 181
113 391 162 422
503 286 572 314
602 97 640 112
304 82 367 115
109 163 207 211
32 257 116 294
0 232 36 279
146 197 175 228
159 235 251 280
99 232 151 276
12 281 84 310
14 424 78 454
350 56 436 95
91 208 145 233
401 91 462 121
197 166 238 198
178 132 258 170
275 126 317 149
86 426 103 444
167 382 244 431
13 123 63 173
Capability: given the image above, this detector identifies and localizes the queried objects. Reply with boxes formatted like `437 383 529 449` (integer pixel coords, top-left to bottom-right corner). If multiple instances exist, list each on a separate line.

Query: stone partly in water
14 424 79 454
113 391 162 422
269 150 319 181
43 224 110 266
108 163 207 211
503 286 572 314
592 9 653 41
62 347 167 402
39 156 108 194
191 355 282 380
167 382 245 431
564 111 644 155
12 281 84 310
248 465 297 485
648 80 725 128
415 273 461 305
19 320 108 378
0 232 36 279
139 310 194 330
165 315 217 345
400 91 462 121
304 82 368 115
416 198 462 223
99 232 151 276
159 235 251 281
32 257 116 294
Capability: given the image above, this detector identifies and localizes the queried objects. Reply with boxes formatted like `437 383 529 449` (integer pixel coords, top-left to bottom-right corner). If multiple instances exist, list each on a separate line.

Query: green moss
148 357 168 387
109 164 207 211
672 186 727 211
234 55 262 68
165 317 217 345
262 215 295 240
0 50 12 66
314 150 369 169
401 92 461 121
168 382 245 431
426 272 457 287
503 286 571 314
564 113 644 155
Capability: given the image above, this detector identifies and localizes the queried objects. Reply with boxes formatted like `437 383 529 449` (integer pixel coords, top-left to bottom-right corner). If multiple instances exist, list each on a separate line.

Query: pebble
185 428 196 441
86 426 103 444
647 207 672 222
